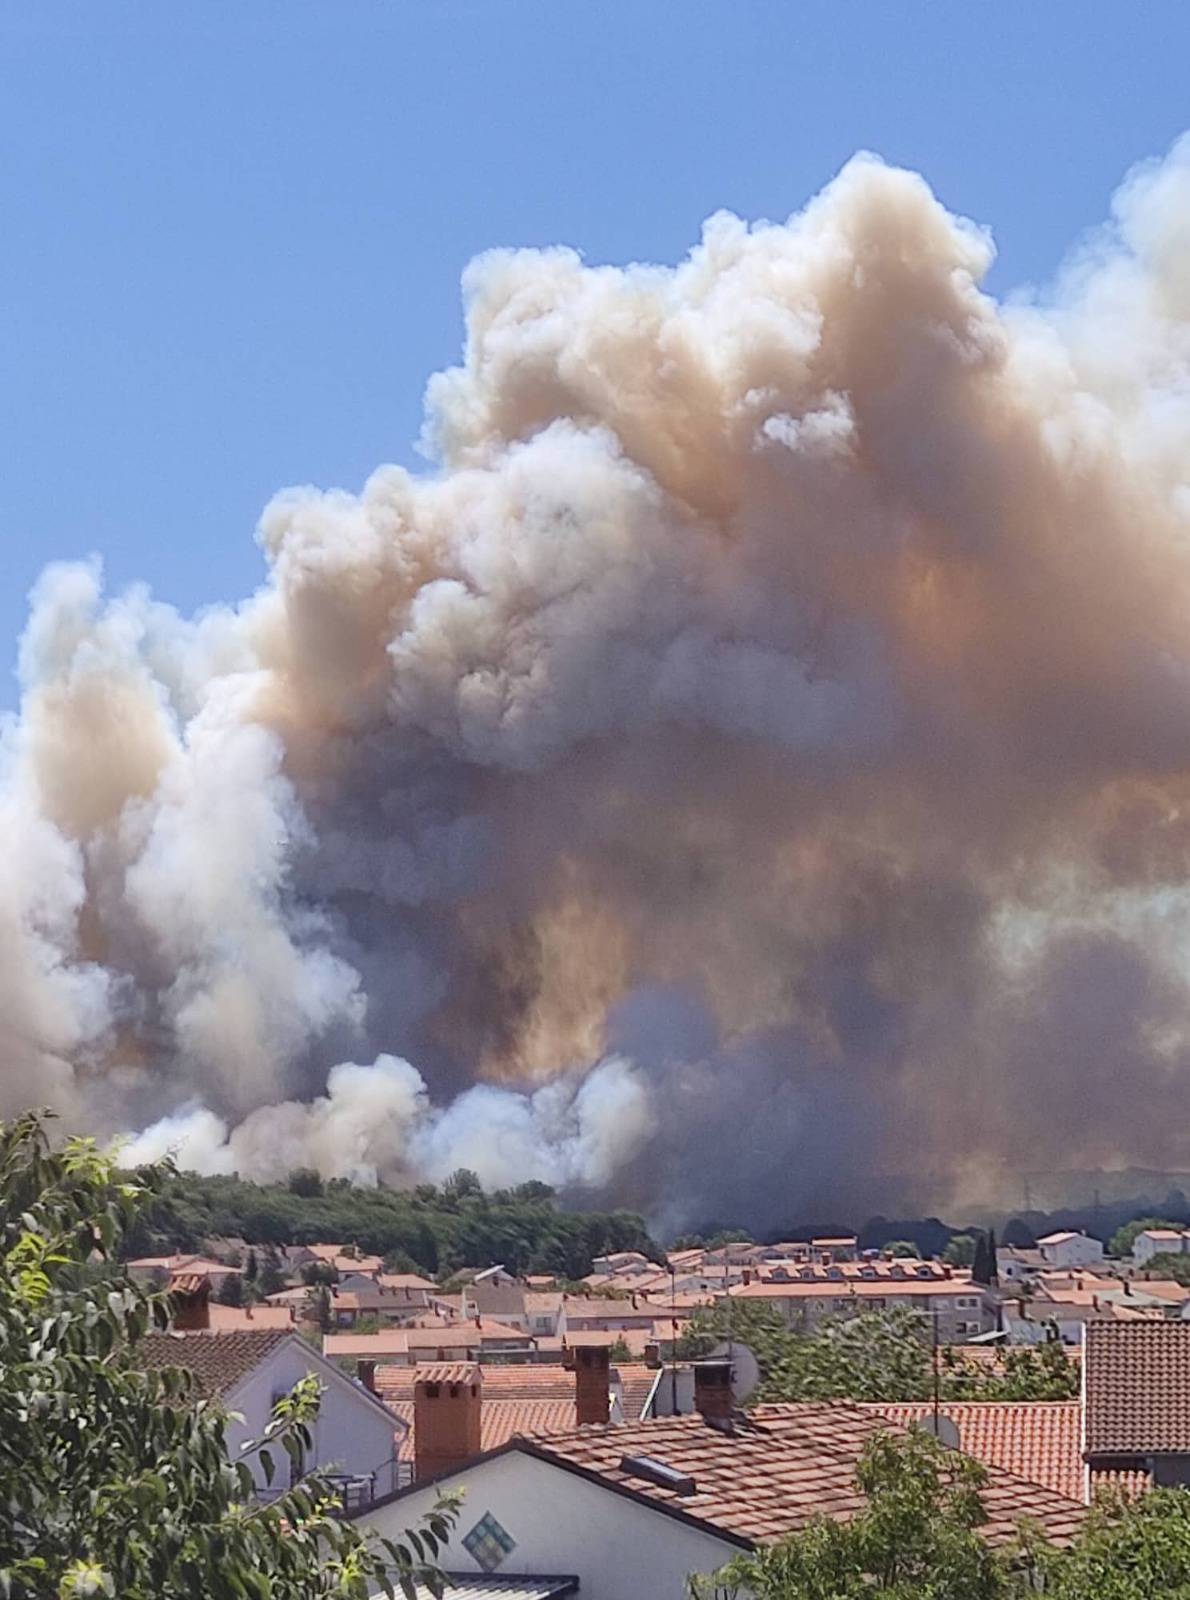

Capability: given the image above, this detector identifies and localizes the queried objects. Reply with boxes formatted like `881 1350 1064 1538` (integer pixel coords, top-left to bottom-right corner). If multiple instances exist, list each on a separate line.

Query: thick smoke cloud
7 142 1190 1229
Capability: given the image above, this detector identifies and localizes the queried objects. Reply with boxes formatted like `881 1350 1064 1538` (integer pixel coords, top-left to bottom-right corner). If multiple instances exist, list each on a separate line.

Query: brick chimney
356 1358 377 1394
570 1343 611 1425
169 1273 211 1331
413 1364 482 1481
693 1358 734 1424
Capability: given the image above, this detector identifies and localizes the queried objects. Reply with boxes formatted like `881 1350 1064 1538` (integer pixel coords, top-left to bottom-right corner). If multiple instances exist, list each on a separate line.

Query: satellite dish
916 1412 961 1450
707 1339 761 1405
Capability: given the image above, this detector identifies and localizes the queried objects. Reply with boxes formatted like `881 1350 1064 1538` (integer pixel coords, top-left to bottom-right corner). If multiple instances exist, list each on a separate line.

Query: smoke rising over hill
7 142 1190 1228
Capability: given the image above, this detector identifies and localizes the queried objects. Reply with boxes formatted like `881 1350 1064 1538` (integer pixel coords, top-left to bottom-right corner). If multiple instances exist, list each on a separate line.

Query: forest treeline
122 1165 661 1279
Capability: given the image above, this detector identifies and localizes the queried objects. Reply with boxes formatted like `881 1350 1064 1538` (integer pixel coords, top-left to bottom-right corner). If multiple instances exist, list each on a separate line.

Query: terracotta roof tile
1085 1321 1190 1454
134 1329 292 1398
527 1405 1085 1547
413 1362 481 1385
527 1401 1087 1548
862 1402 1083 1500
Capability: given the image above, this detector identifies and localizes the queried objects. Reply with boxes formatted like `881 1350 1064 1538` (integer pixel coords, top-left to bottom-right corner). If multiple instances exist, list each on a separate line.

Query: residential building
355 1400 1084 1599
135 1327 405 1506
864 1401 1083 1500
288 1242 385 1278
1083 1320 1190 1494
1037 1232 1105 1270
324 1317 535 1365
1131 1228 1190 1267
996 1246 1046 1284
125 1253 240 1289
730 1268 994 1341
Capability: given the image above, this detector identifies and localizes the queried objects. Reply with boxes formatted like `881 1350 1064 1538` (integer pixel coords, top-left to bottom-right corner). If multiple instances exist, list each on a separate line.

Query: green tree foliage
1139 1251 1190 1286
1041 1486 1190 1598
972 1229 997 1286
882 1241 921 1259
216 1271 244 1307
942 1234 977 1267
702 1432 1190 1600
700 1429 1012 1599
125 1167 658 1280
1000 1218 1036 1249
678 1302 1078 1403
0 1111 457 1599
1109 1217 1181 1258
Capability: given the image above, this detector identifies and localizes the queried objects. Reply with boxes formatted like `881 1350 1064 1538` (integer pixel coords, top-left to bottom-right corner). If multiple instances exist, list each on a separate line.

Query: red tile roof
375 1363 661 1462
521 1405 1085 1548
1085 1321 1190 1454
412 1362 481 1385
861 1402 1083 1501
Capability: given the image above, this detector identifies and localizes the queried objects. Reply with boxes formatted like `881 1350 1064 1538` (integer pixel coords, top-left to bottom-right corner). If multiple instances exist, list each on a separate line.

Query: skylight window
620 1454 697 1495
462 1511 517 1573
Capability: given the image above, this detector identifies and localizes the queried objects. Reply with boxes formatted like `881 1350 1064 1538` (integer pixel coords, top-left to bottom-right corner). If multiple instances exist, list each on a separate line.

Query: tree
1109 1217 1180 1258
699 1428 1013 1599
0 1111 456 1598
1041 1485 1190 1599
1001 1218 1036 1250
216 1270 244 1306
943 1233 977 1267
287 1166 324 1198
882 1241 921 1259
244 1248 258 1283
972 1229 997 1286
1140 1251 1190 1286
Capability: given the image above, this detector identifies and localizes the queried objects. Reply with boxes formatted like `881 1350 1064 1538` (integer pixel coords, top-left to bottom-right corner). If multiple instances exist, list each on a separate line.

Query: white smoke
7 139 1190 1223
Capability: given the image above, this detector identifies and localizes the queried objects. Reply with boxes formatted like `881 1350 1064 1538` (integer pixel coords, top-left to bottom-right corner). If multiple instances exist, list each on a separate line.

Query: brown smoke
6 142 1190 1228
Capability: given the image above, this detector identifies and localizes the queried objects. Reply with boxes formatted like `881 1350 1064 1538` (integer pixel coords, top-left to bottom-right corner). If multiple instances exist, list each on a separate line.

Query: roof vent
619 1454 697 1496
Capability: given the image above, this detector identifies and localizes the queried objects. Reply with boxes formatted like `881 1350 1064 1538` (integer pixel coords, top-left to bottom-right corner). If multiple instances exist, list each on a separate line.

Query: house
134 1326 406 1506
368 1354 665 1475
996 1246 1046 1284
810 1235 859 1263
591 1251 655 1278
1083 1320 1190 1494
324 1317 535 1366
730 1268 994 1341
125 1253 241 1289
863 1401 1083 1500
1131 1228 1190 1267
288 1242 385 1278
354 1390 1084 1599
1037 1232 1105 1270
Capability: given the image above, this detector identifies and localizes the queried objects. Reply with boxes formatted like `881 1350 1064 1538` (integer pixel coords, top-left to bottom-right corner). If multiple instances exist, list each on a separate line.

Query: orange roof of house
514 1405 1085 1548
732 1278 979 1300
862 1402 1083 1501
1085 1321 1190 1454
378 1362 661 1462
206 1303 294 1331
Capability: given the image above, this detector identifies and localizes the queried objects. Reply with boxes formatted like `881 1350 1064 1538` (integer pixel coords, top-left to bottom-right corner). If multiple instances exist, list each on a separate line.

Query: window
956 1297 978 1309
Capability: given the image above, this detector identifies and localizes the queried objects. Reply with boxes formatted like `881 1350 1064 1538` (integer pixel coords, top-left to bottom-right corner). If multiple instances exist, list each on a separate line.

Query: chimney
570 1344 611 1425
413 1365 482 1482
357 1359 377 1393
693 1358 734 1425
742 1267 753 1286
170 1273 211 1331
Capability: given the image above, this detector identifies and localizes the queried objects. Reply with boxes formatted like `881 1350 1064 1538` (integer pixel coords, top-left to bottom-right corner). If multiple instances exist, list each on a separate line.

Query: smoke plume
7 140 1190 1229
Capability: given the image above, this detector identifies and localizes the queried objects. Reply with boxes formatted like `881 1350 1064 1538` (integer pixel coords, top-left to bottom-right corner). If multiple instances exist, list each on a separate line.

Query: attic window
620 1454 697 1496
424 1383 440 1399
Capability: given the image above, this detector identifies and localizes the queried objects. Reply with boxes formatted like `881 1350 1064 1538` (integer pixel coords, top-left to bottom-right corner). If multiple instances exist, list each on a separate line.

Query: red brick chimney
169 1273 211 1331
570 1344 611 1425
413 1364 482 1481
693 1358 734 1424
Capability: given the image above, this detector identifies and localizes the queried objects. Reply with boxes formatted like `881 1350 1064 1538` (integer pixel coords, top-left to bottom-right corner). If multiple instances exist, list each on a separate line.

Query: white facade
1037 1233 1105 1270
226 1335 404 1503
360 1449 742 1600
1132 1230 1190 1266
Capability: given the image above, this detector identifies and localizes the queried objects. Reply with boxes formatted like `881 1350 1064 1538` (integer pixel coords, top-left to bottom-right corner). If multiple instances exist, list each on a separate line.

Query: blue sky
2 2 1189 701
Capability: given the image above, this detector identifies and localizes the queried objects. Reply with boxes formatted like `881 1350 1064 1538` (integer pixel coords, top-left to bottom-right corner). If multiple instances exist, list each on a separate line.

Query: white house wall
227 1339 401 1500
361 1451 742 1600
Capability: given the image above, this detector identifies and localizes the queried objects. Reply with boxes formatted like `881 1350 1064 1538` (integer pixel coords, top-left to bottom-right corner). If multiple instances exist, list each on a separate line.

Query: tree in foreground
698 1428 1013 1599
0 1111 457 1599
698 1428 1190 1599
678 1300 1078 1403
